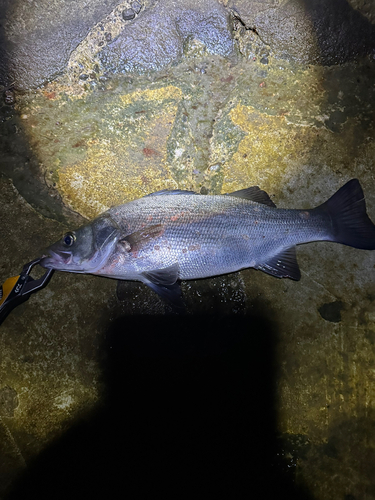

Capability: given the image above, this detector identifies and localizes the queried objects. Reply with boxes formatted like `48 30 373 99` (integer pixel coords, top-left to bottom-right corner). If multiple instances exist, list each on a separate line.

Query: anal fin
257 246 301 280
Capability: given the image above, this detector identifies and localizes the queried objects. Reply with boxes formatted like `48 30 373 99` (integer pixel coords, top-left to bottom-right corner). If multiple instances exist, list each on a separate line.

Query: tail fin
318 179 375 250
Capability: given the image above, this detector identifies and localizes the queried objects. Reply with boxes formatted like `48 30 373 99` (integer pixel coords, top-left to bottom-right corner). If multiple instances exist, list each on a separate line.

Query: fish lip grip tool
0 258 54 326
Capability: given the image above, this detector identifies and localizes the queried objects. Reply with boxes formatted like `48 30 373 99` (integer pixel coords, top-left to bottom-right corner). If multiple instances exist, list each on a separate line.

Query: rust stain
44 91 56 100
220 75 234 83
72 140 86 148
142 147 159 157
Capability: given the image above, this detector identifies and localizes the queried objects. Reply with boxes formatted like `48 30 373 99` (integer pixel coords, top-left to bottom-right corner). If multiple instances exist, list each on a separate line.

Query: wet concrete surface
1 1 375 499
0 176 116 494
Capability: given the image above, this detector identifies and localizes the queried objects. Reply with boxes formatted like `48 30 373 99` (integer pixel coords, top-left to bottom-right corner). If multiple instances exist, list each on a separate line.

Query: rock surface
0 0 122 90
1 0 375 90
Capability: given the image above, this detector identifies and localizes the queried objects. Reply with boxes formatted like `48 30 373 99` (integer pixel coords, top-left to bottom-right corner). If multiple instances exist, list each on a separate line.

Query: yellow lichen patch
222 104 316 194
220 103 371 206
119 86 183 106
59 149 177 218
58 90 182 218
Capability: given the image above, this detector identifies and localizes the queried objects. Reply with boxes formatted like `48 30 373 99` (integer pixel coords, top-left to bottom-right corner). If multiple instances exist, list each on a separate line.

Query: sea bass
40 179 375 308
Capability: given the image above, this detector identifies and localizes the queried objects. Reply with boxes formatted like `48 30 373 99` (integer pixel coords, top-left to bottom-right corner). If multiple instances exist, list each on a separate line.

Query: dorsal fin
227 186 276 207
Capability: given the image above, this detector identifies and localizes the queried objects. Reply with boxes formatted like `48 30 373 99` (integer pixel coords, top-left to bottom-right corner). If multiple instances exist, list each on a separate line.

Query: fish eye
63 232 76 247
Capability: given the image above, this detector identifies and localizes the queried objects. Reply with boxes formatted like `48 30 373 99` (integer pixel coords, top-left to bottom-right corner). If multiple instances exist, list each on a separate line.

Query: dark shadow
5 311 312 499
301 0 375 65
301 0 375 142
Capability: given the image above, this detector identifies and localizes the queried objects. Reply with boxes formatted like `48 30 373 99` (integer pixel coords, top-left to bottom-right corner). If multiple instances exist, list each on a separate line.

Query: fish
40 179 375 310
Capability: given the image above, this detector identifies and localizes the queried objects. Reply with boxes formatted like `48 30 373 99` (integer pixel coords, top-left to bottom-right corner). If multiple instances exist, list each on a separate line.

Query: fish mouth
39 250 85 272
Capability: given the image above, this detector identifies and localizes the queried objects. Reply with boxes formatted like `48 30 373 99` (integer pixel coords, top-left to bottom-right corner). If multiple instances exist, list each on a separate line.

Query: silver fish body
40 180 375 308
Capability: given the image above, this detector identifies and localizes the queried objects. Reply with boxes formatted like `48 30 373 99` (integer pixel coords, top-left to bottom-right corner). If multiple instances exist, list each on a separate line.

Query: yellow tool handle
0 276 21 307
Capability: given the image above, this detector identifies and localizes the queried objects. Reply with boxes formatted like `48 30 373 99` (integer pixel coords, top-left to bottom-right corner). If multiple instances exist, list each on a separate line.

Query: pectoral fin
141 263 179 285
141 263 185 311
257 247 301 280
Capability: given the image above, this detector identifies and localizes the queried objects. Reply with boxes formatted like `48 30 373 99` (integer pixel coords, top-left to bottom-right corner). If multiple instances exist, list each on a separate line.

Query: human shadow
6 310 313 499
